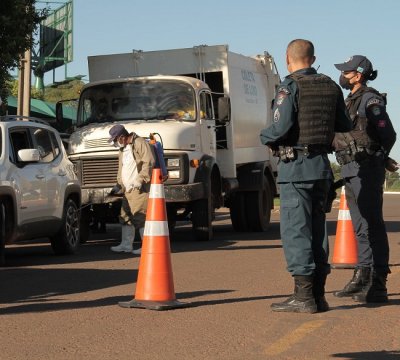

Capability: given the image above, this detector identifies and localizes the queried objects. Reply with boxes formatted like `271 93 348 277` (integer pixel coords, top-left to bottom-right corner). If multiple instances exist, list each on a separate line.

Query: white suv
0 116 81 265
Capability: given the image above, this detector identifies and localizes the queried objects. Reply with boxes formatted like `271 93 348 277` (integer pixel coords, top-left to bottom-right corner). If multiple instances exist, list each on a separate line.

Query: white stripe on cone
144 220 169 236
149 184 165 199
338 209 352 221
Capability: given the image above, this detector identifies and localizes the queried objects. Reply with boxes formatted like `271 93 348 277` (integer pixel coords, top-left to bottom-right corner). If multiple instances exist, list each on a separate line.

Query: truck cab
58 45 280 241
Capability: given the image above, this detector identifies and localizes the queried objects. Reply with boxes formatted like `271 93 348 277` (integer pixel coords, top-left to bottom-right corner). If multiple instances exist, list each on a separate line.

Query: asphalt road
1 194 400 360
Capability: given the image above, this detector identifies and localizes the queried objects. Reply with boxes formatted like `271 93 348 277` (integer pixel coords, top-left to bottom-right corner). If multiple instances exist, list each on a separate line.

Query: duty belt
275 144 331 162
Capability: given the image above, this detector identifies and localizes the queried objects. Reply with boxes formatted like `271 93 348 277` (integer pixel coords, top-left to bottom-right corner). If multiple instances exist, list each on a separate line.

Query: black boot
352 270 388 303
271 275 317 313
313 270 329 312
333 267 371 297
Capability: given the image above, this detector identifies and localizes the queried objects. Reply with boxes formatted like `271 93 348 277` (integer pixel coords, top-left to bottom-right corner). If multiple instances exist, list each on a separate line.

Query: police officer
260 39 352 313
333 55 397 303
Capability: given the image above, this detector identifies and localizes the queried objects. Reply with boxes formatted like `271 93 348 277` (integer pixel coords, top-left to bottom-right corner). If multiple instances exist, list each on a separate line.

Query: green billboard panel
39 1 73 72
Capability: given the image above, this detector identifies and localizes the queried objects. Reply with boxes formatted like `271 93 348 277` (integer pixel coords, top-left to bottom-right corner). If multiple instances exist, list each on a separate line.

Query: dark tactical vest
333 87 382 163
285 73 338 146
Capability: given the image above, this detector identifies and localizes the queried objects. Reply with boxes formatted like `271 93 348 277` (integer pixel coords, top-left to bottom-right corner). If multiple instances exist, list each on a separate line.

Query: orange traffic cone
331 186 358 269
118 168 186 310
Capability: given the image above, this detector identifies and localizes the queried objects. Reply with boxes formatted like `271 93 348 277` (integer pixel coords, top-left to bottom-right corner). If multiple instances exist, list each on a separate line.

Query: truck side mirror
56 102 64 130
218 97 230 122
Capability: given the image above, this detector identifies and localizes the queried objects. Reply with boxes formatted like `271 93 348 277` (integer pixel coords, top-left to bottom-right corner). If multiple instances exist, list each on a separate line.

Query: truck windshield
77 80 196 126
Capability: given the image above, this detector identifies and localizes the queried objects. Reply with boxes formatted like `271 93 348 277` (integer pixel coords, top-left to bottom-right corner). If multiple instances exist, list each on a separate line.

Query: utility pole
17 49 32 117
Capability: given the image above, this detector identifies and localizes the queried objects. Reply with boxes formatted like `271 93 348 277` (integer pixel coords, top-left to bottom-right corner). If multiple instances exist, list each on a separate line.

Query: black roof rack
0 115 50 126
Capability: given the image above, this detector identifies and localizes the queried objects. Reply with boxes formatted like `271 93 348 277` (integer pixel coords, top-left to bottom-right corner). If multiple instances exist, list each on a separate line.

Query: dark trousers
280 179 331 276
345 166 389 272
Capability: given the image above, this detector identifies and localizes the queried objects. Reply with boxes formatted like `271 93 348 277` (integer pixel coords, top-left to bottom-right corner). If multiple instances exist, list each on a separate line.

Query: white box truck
58 45 280 241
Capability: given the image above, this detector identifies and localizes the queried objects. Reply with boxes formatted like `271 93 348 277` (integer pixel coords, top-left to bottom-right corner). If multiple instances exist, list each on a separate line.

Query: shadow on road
0 267 137 315
331 350 400 359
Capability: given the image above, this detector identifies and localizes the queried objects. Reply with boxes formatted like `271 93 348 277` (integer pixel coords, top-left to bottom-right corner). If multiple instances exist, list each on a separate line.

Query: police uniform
332 55 397 303
260 67 352 312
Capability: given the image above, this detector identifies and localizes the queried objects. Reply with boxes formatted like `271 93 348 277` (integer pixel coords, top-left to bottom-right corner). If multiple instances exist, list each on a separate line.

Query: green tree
0 0 47 109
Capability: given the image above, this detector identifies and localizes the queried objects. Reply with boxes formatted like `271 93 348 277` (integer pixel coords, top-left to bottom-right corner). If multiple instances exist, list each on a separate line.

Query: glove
133 179 142 190
385 157 399 172
108 184 122 196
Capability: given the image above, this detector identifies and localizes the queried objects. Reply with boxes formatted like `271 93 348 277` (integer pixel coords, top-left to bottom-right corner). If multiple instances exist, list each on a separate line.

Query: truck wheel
79 206 91 244
230 192 249 231
192 197 213 241
0 202 6 267
50 199 80 255
245 176 272 231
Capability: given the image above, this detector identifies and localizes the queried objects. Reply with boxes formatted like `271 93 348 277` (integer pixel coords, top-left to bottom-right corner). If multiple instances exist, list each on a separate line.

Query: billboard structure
33 0 73 85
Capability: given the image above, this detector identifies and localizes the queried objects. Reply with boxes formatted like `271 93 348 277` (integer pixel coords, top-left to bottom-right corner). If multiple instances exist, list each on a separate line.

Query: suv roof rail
0 115 50 126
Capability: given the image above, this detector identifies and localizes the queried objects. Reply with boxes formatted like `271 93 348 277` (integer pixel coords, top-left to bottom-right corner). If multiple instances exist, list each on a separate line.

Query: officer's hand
109 184 122 196
385 157 399 172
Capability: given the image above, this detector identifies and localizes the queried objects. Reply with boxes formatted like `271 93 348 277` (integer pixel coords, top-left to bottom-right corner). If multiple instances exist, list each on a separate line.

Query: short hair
287 39 314 61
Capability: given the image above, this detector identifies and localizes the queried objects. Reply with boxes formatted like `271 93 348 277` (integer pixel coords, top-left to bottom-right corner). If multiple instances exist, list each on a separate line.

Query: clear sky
38 0 400 160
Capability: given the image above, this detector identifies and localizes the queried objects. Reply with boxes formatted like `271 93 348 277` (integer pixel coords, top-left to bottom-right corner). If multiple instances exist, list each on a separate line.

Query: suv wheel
50 199 80 254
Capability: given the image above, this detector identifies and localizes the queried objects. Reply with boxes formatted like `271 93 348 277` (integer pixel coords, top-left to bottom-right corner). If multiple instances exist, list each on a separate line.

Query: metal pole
23 49 32 117
17 57 25 116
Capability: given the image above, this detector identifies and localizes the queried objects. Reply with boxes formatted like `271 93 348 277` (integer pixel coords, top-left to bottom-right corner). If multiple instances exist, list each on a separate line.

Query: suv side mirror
18 149 40 162
218 97 230 122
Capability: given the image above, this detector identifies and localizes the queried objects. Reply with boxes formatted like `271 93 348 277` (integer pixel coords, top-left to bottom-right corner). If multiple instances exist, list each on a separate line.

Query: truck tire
229 192 249 232
50 199 80 255
0 202 6 267
192 197 213 241
245 176 272 231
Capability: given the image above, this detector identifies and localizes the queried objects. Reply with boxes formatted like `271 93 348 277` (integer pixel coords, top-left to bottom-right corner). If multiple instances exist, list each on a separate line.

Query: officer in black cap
260 39 352 313
333 55 397 303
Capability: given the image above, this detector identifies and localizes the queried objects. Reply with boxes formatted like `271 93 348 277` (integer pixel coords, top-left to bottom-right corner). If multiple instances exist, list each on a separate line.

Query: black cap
334 55 373 75
108 124 128 143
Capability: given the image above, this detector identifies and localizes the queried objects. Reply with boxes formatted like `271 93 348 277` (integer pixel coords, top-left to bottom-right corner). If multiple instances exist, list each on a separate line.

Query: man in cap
108 124 155 254
333 55 397 303
260 39 352 313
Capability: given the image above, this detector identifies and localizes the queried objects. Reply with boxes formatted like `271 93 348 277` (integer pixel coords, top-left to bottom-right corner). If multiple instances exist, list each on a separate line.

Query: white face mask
113 139 125 149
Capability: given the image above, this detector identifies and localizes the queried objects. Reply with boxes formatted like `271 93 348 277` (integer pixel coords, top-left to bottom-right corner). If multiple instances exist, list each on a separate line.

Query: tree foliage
0 0 47 105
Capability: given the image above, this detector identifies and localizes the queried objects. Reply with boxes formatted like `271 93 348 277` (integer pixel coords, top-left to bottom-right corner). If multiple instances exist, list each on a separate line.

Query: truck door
199 91 216 158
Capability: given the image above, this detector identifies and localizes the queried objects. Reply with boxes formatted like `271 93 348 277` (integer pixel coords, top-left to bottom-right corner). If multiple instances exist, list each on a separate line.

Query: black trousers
344 165 389 273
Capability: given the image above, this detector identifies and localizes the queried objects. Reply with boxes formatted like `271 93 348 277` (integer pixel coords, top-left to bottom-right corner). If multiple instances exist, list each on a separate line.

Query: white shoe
132 247 142 255
111 243 132 253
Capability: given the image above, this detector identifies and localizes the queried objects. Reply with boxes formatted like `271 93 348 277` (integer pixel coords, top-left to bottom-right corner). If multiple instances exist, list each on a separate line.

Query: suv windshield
77 80 196 126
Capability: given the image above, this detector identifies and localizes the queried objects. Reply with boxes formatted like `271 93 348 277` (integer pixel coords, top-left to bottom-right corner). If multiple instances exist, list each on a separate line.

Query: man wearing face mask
108 124 155 254
260 39 352 313
333 56 397 303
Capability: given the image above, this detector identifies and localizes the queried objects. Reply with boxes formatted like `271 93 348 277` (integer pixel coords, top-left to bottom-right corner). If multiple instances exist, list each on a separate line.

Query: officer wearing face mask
333 55 397 304
108 124 155 254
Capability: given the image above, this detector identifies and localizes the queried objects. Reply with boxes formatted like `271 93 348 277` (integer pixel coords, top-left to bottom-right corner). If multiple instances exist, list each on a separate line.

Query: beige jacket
117 134 155 192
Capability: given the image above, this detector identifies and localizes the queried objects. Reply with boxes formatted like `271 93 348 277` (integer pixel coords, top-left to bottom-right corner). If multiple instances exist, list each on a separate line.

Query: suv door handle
36 174 45 179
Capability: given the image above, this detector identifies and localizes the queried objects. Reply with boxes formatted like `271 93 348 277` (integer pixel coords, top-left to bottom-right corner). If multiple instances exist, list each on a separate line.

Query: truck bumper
81 183 205 205
82 187 120 205
165 182 205 202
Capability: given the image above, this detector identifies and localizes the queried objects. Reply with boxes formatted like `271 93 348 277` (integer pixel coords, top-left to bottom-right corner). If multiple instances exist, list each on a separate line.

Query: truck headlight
168 170 181 179
167 158 180 167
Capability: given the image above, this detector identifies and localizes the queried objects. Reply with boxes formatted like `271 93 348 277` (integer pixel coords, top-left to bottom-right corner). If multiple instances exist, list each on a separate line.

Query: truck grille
79 158 119 186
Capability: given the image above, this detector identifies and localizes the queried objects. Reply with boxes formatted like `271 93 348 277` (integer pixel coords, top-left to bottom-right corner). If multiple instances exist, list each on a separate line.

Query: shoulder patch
370 105 382 116
273 108 280 122
366 98 381 108
278 87 290 95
